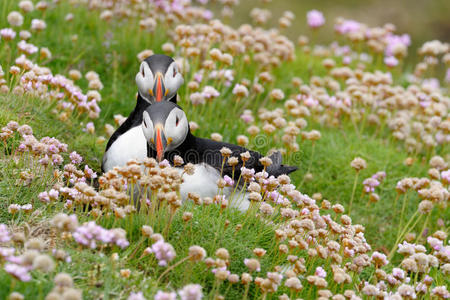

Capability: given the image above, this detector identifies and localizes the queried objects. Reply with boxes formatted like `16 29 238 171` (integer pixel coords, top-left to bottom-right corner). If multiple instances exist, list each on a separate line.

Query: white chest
102 126 147 172
178 164 250 211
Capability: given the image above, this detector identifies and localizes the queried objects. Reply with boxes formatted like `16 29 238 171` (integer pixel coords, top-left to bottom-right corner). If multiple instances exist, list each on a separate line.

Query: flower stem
388 210 422 260
157 255 190 283
396 193 408 239
348 172 359 215
416 212 431 243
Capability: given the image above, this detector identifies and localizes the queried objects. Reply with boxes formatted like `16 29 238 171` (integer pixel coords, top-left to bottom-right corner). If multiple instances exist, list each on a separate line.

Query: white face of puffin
142 105 189 161
135 61 184 103
135 62 154 102
164 62 184 100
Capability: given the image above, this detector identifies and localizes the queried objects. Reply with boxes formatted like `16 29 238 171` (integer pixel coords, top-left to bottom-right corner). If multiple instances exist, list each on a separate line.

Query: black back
147 131 298 180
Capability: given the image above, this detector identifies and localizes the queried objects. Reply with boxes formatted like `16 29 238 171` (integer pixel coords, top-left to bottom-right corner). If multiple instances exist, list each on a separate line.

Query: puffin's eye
173 67 177 78
175 116 180 126
141 67 145 77
143 119 147 128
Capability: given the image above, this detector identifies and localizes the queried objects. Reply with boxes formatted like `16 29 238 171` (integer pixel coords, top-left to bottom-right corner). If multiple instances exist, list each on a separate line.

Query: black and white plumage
141 101 298 210
102 54 184 173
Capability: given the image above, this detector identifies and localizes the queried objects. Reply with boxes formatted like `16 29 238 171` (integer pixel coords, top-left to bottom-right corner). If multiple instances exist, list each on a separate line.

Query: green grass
0 0 448 299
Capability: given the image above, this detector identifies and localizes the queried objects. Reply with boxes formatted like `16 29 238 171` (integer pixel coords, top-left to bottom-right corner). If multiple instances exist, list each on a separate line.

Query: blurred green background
215 0 449 51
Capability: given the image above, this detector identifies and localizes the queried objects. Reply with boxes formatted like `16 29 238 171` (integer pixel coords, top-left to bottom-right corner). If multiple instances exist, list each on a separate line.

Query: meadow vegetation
0 0 449 299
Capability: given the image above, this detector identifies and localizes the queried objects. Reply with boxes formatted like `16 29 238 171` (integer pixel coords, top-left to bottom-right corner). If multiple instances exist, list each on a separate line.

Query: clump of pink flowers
73 221 129 249
307 10 325 29
144 240 176 266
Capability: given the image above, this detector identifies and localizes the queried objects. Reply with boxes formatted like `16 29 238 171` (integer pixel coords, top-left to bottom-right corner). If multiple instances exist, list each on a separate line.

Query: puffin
102 54 184 173
141 101 298 210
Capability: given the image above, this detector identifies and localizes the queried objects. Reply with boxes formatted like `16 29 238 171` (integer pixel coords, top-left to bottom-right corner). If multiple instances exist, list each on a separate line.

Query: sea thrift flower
188 246 206 262
38 191 50 203
201 86 219 99
371 251 389 267
127 292 146 300
351 157 367 171
19 1 34 12
4 263 31 282
427 236 443 251
335 19 361 34
0 224 11 243
147 240 176 266
384 56 399 67
85 122 95 134
307 10 325 29
232 84 249 98
7 12 24 27
69 151 83 164
223 175 234 186
32 254 55 273
8 204 20 214
315 266 327 278
84 165 97 179
73 222 129 249
392 267 405 280
0 28 16 40
154 291 176 300
363 178 380 193
240 112 254 123
178 284 203 300
244 258 261 272
31 19 46 31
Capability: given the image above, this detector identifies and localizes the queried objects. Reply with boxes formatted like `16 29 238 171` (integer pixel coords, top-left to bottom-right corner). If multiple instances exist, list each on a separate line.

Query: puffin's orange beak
156 127 163 161
154 73 165 102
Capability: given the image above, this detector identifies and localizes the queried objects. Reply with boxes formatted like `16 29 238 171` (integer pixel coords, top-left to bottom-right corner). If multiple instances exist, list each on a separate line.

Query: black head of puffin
135 54 184 104
141 101 189 162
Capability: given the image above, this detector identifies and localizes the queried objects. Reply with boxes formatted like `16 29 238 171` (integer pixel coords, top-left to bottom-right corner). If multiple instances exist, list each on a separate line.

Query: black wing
148 131 298 180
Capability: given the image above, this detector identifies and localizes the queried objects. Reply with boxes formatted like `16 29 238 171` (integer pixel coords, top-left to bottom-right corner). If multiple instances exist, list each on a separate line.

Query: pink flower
371 251 389 267
201 86 220 99
240 167 255 181
148 240 176 266
84 122 95 134
0 247 15 259
363 178 380 193
17 40 38 54
4 263 31 282
128 291 146 300
0 28 16 40
38 191 50 203
69 151 83 164
159 159 170 168
31 19 46 31
223 175 234 187
193 72 203 83
306 10 325 29
427 236 443 251
0 224 11 243
441 170 450 184
232 84 249 97
343 56 352 65
178 284 203 300
48 189 59 200
154 291 176 300
392 268 405 280
84 165 97 179
384 56 399 67
315 266 326 278
73 222 129 249
240 113 254 123
335 19 361 34
385 33 410 57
